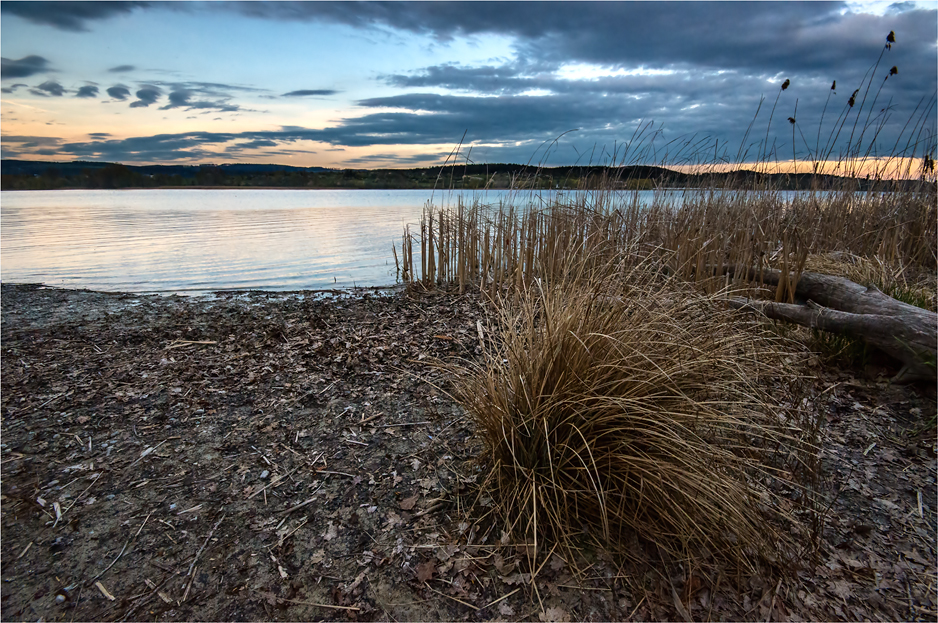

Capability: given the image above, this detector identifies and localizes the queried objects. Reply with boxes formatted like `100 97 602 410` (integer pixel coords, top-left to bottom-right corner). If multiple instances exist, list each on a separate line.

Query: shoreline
0 280 405 298
1 185 447 191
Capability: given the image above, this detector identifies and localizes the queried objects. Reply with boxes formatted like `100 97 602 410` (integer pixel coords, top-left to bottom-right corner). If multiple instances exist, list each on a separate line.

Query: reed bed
397 185 936 299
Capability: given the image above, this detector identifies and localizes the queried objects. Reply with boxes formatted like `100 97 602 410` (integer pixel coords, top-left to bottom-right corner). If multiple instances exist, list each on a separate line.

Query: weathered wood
724 267 937 383
724 266 934 321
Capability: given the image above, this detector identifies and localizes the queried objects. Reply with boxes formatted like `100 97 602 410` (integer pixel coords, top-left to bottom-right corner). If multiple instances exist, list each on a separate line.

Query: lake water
0 188 584 294
2 187 822 294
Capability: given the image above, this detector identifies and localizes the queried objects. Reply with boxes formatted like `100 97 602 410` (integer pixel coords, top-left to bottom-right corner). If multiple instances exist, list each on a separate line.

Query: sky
1 1 936 171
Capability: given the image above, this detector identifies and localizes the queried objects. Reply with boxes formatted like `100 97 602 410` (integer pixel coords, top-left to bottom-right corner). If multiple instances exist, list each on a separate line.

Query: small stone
260 470 270 479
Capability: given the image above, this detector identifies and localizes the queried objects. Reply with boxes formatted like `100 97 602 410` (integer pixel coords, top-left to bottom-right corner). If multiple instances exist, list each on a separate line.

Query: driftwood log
723 266 937 383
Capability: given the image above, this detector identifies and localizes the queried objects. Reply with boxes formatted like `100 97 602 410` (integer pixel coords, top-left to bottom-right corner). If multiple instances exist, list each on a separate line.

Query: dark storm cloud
228 1 586 40
223 144 301 157
129 86 161 108
517 6 936 79
108 65 136 73
383 62 536 94
56 131 234 161
231 2 937 119
345 91 765 151
75 85 99 98
30 80 67 97
1 83 29 94
107 85 131 100
1 55 51 79
2 135 65 148
282 89 340 97
164 89 194 108
191 81 266 93
160 88 241 112
353 72 935 165
234 139 279 149
232 3 935 75
381 61 772 100
341 151 450 166
1 1 149 32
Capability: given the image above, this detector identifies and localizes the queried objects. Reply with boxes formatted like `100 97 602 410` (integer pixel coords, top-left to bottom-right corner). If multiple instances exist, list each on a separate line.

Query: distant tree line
1 159 923 192
0 160 671 191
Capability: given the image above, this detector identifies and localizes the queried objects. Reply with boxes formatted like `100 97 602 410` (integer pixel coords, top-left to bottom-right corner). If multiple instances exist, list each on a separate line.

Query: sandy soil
1 283 935 621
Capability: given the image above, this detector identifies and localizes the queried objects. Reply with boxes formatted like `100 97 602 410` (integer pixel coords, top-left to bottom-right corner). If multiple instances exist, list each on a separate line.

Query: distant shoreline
0 185 438 192
6 158 922 192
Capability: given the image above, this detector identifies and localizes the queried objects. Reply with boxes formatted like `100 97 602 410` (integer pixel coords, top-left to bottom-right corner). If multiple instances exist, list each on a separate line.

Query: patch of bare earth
1 283 935 621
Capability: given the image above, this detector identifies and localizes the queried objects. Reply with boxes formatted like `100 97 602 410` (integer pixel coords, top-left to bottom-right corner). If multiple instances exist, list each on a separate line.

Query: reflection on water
2 189 437 293
1 187 807 294
3 188 570 294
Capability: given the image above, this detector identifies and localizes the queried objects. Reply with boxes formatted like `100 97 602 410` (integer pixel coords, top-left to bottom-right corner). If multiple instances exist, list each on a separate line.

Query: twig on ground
267 594 361 611
165 340 217 349
423 582 479 610
61 473 102 518
270 516 308 551
481 587 520 610
90 512 151 584
125 437 181 470
188 514 225 577
34 393 65 411
279 482 325 515
94 581 116 601
16 542 33 560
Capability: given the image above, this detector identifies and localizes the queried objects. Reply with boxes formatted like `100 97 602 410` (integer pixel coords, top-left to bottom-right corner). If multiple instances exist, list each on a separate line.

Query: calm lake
1 188 595 294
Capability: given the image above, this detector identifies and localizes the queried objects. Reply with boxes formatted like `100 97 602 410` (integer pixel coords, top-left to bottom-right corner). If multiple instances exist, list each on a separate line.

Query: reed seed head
781 78 790 90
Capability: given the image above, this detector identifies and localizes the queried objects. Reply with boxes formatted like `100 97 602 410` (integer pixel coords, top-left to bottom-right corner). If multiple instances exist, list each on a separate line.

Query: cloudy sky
1 1 935 170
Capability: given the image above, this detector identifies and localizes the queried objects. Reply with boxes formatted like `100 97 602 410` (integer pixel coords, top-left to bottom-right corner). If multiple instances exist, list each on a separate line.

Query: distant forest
0 159 918 192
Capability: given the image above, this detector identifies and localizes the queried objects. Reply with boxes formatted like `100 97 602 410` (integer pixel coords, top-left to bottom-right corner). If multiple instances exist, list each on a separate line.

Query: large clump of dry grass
455 258 809 574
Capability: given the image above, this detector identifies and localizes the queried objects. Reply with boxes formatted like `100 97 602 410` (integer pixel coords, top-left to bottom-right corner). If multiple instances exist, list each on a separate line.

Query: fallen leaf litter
0 283 935 621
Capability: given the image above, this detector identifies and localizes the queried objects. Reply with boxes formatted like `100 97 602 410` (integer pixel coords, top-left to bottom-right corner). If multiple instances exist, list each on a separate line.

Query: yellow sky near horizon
670 156 932 181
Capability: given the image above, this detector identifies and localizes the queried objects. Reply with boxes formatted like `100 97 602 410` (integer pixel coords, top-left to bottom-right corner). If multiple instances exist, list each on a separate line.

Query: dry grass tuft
454 257 810 577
